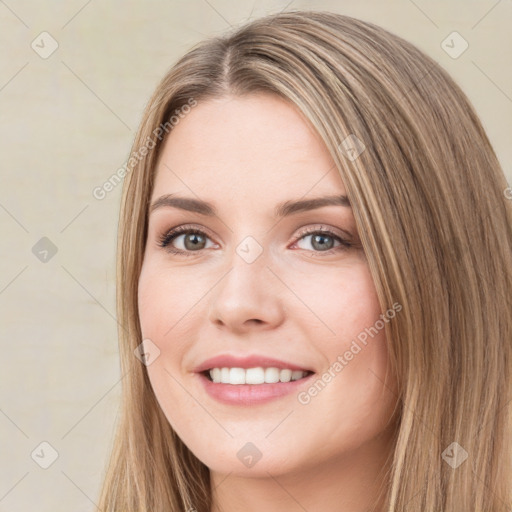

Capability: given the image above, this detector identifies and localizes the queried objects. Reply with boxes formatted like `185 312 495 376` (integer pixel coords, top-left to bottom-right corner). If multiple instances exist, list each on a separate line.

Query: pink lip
193 354 313 373
193 354 315 406
196 372 315 406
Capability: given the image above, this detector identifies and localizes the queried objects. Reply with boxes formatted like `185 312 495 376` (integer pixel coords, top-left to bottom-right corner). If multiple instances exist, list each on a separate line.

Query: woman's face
138 93 398 478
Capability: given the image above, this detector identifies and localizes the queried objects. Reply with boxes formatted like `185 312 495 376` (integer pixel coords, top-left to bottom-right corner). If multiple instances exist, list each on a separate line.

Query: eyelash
157 224 352 257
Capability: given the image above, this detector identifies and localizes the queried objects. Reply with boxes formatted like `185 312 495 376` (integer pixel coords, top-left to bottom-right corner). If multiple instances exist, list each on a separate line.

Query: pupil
313 234 333 251
185 233 205 250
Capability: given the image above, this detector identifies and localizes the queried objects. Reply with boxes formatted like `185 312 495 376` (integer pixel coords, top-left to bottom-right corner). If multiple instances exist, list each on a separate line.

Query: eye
158 225 216 256
292 226 352 254
157 224 353 257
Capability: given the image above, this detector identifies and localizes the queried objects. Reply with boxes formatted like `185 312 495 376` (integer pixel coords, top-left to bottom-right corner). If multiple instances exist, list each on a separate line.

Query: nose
207 250 286 334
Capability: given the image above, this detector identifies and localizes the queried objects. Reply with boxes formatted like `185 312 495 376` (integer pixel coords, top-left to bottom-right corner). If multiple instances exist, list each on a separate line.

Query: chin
188 440 300 477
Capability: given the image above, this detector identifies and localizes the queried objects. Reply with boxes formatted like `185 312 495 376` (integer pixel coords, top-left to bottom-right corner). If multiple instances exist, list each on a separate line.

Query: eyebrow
149 193 351 218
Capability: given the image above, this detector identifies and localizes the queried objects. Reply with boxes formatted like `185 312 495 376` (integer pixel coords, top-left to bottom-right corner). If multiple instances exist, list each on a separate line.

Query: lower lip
196 372 315 405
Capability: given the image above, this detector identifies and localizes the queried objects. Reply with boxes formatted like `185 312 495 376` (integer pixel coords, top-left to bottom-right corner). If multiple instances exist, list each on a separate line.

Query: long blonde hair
97 10 512 511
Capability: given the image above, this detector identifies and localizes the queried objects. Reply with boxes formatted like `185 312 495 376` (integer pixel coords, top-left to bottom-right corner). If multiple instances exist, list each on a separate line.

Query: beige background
0 0 510 510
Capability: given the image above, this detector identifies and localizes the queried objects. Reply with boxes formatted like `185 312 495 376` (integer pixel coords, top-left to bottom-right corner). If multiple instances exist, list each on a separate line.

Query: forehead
152 93 346 200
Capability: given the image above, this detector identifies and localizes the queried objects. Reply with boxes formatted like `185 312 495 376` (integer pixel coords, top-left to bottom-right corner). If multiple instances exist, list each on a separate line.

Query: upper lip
193 354 314 373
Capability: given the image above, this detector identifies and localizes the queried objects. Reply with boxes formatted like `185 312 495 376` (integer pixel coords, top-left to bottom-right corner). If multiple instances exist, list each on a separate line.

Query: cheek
137 259 203 341
137 259 208 395
292 259 382 343
137 263 195 430
293 262 394 422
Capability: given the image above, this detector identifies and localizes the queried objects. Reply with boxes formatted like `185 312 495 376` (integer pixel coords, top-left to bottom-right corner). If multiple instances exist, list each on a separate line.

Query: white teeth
246 367 265 384
291 370 304 381
280 369 292 383
208 367 309 385
229 368 246 385
264 367 280 383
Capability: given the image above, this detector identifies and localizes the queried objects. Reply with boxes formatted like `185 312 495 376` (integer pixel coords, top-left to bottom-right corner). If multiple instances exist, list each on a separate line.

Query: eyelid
157 223 218 249
290 225 353 253
157 223 354 255
293 224 353 244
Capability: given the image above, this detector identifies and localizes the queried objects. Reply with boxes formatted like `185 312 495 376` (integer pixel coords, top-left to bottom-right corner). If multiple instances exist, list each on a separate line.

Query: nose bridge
217 237 271 303
207 235 284 330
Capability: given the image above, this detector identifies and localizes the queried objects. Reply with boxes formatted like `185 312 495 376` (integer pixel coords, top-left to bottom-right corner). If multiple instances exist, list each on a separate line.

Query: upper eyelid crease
159 223 351 241
149 194 351 218
158 225 353 254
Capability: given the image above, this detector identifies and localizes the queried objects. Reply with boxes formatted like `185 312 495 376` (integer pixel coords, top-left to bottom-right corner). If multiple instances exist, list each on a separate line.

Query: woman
97 10 512 512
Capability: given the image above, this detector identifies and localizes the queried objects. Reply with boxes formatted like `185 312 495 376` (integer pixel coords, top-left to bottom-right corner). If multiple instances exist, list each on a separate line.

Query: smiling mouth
202 367 315 385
